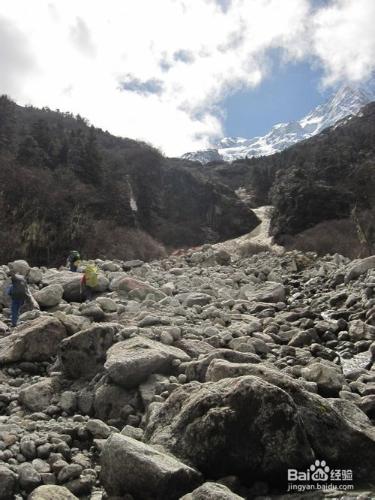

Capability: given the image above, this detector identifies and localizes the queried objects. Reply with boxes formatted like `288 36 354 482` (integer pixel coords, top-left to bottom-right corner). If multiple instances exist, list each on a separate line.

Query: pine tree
0 95 16 152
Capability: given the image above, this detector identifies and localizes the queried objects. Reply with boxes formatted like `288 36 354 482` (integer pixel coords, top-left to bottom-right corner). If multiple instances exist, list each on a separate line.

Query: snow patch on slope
182 79 375 164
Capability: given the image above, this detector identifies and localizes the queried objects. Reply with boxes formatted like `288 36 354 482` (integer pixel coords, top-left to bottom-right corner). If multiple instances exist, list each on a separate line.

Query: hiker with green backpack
66 250 81 272
80 263 99 302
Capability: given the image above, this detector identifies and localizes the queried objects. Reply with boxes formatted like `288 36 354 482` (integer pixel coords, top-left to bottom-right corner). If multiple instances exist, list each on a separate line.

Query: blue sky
1 0 374 155
222 60 329 138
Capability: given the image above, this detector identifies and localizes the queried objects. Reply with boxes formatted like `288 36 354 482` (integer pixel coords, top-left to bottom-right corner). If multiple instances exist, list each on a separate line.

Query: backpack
84 265 98 288
10 275 27 300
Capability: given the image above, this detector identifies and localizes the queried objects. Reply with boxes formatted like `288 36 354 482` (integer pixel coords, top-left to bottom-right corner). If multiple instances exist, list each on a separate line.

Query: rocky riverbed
0 248 374 499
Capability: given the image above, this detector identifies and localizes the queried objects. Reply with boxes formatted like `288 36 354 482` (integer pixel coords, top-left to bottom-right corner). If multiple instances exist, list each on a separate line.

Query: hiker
7 272 28 327
80 263 98 302
66 250 81 272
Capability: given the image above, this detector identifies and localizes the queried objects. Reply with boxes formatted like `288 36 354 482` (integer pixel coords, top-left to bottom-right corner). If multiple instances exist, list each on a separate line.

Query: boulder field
0 248 374 499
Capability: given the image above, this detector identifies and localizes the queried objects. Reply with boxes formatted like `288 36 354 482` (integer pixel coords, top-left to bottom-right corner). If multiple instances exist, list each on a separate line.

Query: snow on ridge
181 81 375 164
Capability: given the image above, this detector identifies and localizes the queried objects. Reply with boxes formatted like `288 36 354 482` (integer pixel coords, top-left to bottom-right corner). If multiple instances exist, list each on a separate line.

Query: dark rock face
270 170 353 236
131 160 259 247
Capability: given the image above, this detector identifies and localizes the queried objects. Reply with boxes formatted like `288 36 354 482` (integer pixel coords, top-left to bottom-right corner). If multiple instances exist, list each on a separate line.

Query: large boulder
28 485 79 499
301 362 347 397
0 465 16 500
42 270 109 302
27 267 43 284
94 382 140 421
100 434 202 499
33 284 64 308
53 312 91 335
42 271 81 302
8 259 30 275
0 317 66 364
58 324 118 379
239 281 286 303
345 256 375 282
105 337 190 388
110 277 165 301
183 349 261 382
0 279 10 307
204 360 375 483
19 377 60 412
180 482 244 500
145 376 314 483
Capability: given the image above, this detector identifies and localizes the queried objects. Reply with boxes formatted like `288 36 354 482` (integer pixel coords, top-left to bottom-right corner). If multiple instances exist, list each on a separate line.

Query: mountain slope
0 96 258 265
182 79 375 163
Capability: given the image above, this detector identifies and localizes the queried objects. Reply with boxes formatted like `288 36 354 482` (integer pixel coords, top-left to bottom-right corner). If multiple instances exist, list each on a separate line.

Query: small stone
18 462 42 491
57 463 83 483
86 419 112 439
20 440 36 460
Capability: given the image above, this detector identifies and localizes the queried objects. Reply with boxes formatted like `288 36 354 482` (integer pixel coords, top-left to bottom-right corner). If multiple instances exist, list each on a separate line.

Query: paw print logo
310 460 330 481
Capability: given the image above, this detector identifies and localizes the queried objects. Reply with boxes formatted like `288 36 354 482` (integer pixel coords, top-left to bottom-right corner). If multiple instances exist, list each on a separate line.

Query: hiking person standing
66 250 81 272
80 263 98 302
7 272 28 327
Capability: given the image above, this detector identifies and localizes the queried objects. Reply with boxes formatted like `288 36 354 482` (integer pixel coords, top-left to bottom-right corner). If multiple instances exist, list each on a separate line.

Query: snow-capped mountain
182 80 375 164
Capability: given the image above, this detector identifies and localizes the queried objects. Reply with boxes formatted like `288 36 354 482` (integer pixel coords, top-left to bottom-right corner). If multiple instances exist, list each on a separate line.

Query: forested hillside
199 103 375 255
0 96 257 265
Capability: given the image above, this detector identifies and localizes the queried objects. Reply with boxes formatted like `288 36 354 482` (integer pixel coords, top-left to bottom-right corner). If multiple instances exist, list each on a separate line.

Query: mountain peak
182 79 375 164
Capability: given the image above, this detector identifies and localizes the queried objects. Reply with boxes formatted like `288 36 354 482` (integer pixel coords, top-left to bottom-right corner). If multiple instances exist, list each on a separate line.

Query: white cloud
0 0 373 155
312 0 375 85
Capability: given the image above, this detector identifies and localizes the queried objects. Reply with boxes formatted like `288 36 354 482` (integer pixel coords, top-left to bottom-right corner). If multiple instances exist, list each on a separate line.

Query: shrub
281 218 367 259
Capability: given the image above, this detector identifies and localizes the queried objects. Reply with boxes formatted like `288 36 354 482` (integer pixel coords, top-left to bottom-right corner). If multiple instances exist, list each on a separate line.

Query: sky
0 0 374 156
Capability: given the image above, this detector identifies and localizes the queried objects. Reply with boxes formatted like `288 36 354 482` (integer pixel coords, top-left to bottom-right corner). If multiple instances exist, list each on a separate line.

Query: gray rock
100 434 202 499
301 362 346 397
345 256 375 282
0 317 66 364
34 285 64 308
58 324 118 379
95 297 118 313
28 485 79 499
0 465 16 500
9 259 30 276
79 303 105 321
86 419 112 439
180 481 244 499
94 383 139 422
57 464 82 483
240 281 286 303
145 375 314 481
27 268 43 284
123 260 144 270
147 368 375 483
18 462 42 491
183 349 261 382
348 320 375 341
53 312 91 336
183 293 212 307
110 277 165 301
20 378 60 412
104 337 189 388
20 440 37 459
59 391 77 413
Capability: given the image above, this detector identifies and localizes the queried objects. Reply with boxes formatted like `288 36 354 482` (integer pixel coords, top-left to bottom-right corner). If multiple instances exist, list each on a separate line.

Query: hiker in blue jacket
7 273 28 327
